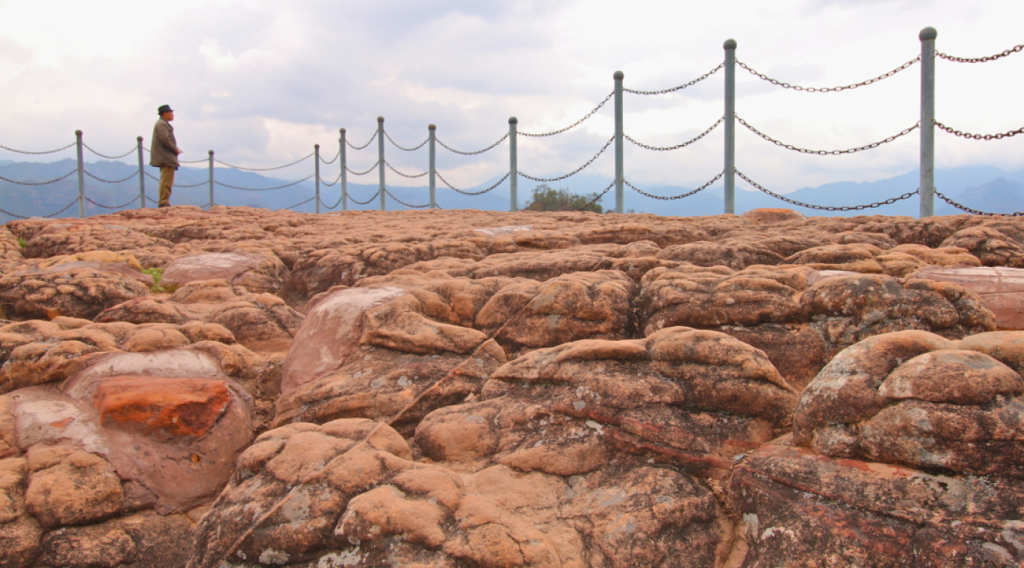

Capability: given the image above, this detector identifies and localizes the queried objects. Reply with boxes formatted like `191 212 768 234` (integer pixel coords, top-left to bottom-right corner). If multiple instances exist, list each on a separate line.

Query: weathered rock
783 243 885 273
161 251 289 294
909 266 1024 330
20 223 173 259
941 225 1024 267
0 227 23 261
0 266 151 320
740 208 806 224
656 241 784 270
25 445 124 528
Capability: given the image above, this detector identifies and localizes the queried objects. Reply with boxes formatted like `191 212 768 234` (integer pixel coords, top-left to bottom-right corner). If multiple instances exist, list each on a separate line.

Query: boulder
0 266 151 320
909 266 1024 330
161 251 289 294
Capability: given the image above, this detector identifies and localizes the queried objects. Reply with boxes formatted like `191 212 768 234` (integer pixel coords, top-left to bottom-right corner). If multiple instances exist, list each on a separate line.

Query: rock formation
0 205 1023 567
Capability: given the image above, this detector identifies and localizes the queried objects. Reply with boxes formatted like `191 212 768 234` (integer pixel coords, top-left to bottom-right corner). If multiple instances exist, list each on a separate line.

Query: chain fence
215 153 313 171
346 131 377 150
84 170 138 184
215 175 314 191
319 173 341 187
520 92 614 137
624 63 723 95
937 43 1024 63
737 116 920 154
0 141 75 155
436 170 509 195
437 133 508 155
934 121 1023 141
384 188 431 209
0 197 80 220
319 150 340 164
385 161 428 179
83 143 135 160
625 171 726 201
625 117 724 151
281 196 315 211
347 189 381 205
143 171 211 188
735 169 920 211
385 131 429 152
934 190 1024 216
576 181 616 211
0 169 77 186
346 161 380 176
319 194 344 210
85 195 141 209
520 136 615 183
736 56 920 92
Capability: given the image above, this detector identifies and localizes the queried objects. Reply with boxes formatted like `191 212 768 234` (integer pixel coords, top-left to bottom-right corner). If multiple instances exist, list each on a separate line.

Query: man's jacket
149 118 180 168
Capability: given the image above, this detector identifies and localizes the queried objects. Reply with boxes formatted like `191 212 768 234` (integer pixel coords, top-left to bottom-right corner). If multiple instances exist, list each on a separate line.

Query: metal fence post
340 128 348 212
724 39 737 215
509 117 518 211
920 27 937 218
314 144 321 214
136 136 145 208
614 71 624 214
75 130 85 218
428 125 436 209
377 116 386 211
208 150 215 208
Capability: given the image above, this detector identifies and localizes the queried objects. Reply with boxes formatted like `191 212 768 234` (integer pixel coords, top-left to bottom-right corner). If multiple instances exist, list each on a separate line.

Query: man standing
150 104 182 208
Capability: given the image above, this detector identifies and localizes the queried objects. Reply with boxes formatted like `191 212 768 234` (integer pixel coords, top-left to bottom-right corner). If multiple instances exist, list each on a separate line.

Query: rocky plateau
1 205 1024 567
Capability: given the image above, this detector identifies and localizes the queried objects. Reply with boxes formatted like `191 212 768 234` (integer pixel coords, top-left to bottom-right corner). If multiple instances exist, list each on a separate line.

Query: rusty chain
625 171 725 201
384 131 429 152
436 170 509 195
735 169 919 211
385 188 431 209
934 121 1023 141
385 161 428 179
347 189 381 205
85 195 140 209
520 92 614 137
215 174 313 192
934 190 1024 216
346 161 380 176
83 143 136 160
576 181 615 211
346 131 377 150
0 141 75 155
144 171 211 188
0 169 77 186
0 197 80 219
436 132 509 155
520 136 615 183
937 44 1024 63
84 170 138 184
626 117 724 151
738 116 920 154
736 56 920 92
624 63 724 95
215 153 313 171
280 196 315 211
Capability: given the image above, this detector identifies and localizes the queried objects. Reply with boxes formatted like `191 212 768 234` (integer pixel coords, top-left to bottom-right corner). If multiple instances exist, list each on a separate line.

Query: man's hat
157 104 174 115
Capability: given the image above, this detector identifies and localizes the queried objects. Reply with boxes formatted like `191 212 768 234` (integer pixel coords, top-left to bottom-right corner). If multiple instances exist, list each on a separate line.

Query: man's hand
177 149 183 155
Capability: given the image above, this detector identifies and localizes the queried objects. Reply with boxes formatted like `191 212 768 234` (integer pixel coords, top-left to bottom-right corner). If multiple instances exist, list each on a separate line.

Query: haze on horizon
1 0 1022 196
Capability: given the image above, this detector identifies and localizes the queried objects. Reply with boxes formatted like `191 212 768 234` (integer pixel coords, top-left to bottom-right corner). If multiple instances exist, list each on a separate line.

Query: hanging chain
280 196 315 211
384 131 429 152
520 91 614 137
346 131 378 150
625 171 725 201
735 169 919 211
84 170 138 184
0 169 78 186
83 143 136 160
737 116 920 154
937 44 1024 63
319 194 344 210
436 132 509 155
0 197 80 219
85 195 141 209
319 172 342 187
736 56 920 92
625 117 724 151
520 135 615 183
934 190 1024 216
624 63 724 95
576 181 615 211
385 161 428 178
384 188 431 208
347 189 381 205
934 121 1023 140
0 141 75 155
346 161 380 176
215 152 313 171
215 174 313 191
179 157 209 164
319 150 340 164
143 171 211 187
436 170 509 195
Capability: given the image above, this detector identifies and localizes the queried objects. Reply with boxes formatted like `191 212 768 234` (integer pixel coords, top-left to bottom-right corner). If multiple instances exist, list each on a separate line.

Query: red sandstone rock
94 377 232 440
910 266 1024 329
740 207 807 224
941 225 1024 267
0 265 151 320
161 251 288 294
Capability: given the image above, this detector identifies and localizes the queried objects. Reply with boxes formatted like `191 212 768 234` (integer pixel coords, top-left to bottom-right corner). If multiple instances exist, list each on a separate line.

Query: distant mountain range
2 158 1023 222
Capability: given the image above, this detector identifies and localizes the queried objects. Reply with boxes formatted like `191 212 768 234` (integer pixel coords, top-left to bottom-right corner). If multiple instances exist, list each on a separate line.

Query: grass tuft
142 266 176 293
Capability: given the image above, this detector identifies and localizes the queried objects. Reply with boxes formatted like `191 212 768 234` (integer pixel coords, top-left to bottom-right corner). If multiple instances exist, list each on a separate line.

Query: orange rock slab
93 377 231 439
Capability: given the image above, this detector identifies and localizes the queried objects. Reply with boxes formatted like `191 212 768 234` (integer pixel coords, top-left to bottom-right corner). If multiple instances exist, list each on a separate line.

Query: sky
1 0 1022 196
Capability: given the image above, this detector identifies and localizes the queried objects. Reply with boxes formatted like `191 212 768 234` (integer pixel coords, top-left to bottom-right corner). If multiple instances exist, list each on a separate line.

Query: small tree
522 184 603 213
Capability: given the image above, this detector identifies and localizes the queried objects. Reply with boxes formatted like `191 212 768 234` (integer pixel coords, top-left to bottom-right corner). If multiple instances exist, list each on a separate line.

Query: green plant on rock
16 237 27 249
142 266 174 293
